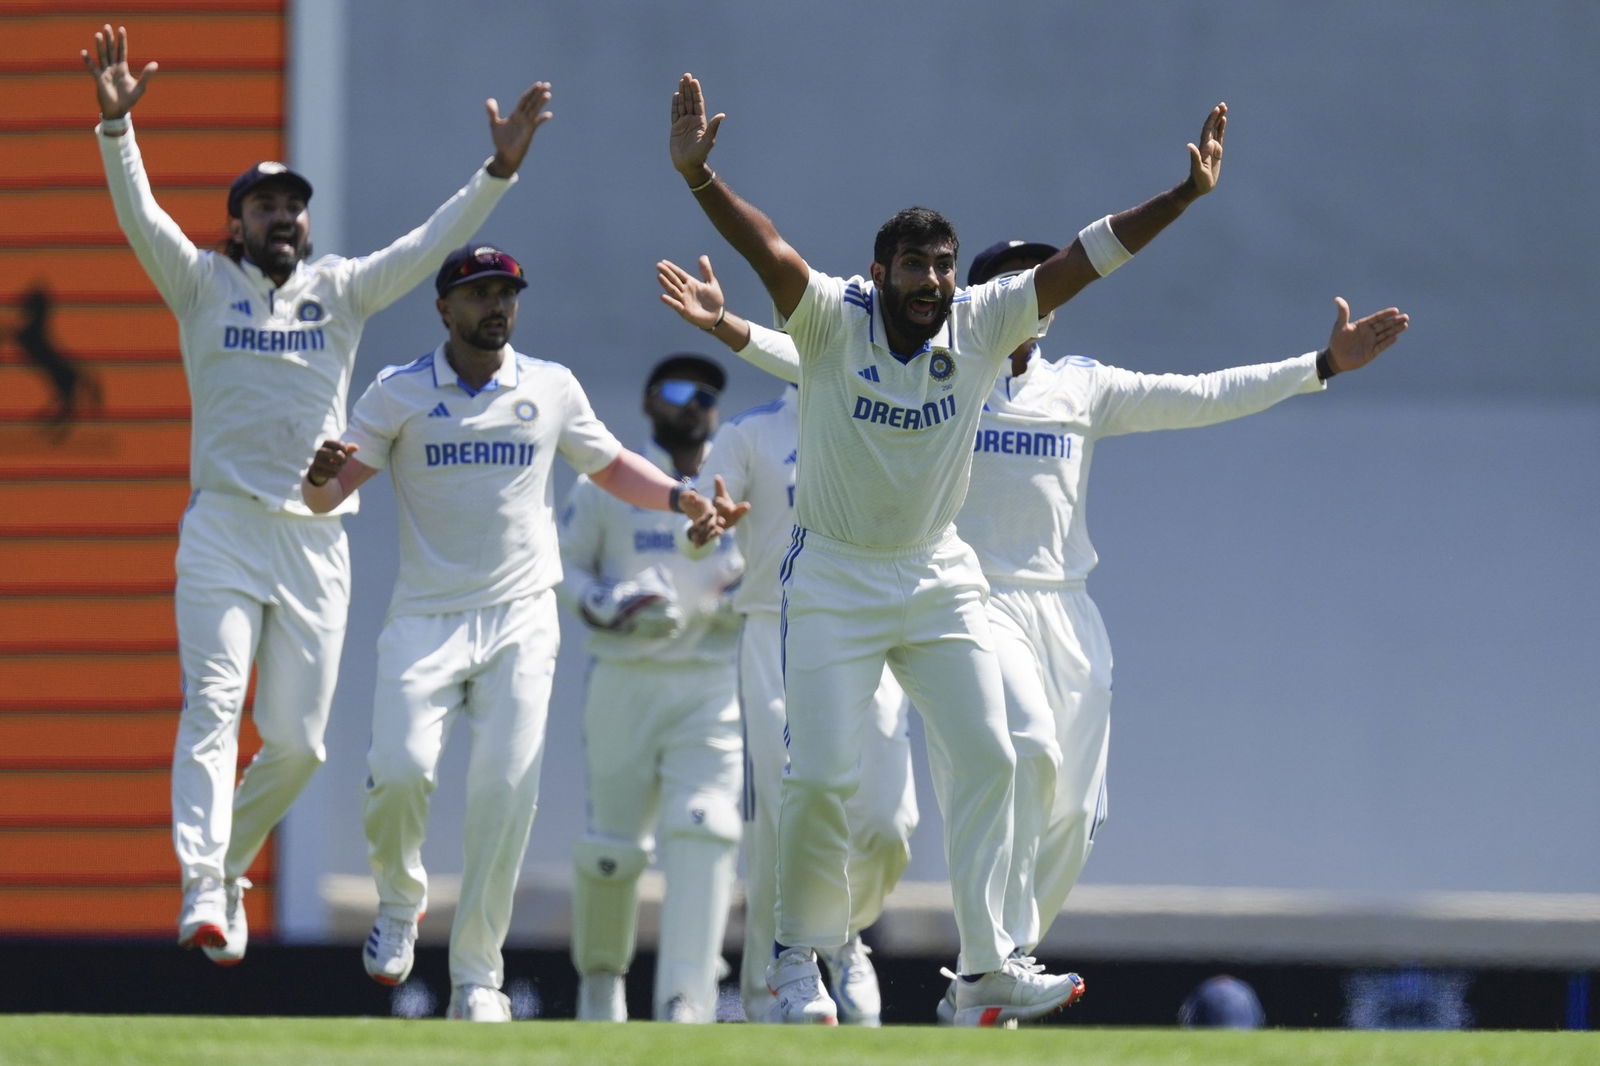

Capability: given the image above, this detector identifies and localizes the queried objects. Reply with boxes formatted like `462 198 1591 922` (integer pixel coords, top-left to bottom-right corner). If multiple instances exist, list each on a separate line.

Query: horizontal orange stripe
0 479 190 535
0 537 177 593
0 420 190 478
0 883 275 937
0 594 176 650
0 305 181 360
0 363 187 419
7 14 285 67
0 769 170 825
0 247 170 300
0 186 228 243
0 652 180 708
0 827 272 883
12 71 284 125
0 128 282 184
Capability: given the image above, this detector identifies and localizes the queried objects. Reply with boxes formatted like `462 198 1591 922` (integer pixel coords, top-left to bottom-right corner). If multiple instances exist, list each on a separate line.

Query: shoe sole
178 922 226 950
202 947 245 967
955 975 1086 1028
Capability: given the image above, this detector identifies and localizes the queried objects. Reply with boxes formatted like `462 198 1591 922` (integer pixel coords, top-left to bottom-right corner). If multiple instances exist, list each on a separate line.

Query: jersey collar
429 342 519 395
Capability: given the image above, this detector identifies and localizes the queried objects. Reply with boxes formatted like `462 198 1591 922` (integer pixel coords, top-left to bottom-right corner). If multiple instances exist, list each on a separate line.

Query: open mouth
907 294 941 323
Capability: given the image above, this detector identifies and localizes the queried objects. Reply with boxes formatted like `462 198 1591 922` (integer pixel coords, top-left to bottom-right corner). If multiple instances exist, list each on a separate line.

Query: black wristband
1315 348 1336 381
668 483 686 513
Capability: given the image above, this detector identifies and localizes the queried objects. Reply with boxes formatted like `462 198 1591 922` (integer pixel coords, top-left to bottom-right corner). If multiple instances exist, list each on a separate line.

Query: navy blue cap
966 239 1056 287
435 244 530 297
226 161 313 218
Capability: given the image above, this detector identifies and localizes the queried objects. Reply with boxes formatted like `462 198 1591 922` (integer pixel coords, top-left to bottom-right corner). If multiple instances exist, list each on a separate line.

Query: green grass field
0 1017 1594 1066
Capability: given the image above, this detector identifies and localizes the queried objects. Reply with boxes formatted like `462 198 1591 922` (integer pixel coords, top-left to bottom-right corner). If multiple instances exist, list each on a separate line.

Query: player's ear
436 298 451 327
869 260 886 289
227 217 243 242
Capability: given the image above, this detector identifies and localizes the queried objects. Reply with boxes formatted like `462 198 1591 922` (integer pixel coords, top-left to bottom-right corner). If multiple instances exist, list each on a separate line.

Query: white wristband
1078 215 1133 277
97 114 129 136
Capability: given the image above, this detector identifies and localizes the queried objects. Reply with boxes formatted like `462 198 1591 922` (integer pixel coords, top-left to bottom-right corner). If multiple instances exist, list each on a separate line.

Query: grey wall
281 0 1599 938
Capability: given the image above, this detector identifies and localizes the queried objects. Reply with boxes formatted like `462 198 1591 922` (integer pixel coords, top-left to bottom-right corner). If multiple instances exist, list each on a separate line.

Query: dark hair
873 206 958 268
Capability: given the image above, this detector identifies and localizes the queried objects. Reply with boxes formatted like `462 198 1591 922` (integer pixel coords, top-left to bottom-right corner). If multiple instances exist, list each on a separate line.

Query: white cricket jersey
96 119 515 516
958 350 1325 586
783 268 1041 548
696 386 798 616
344 345 622 616
559 441 745 665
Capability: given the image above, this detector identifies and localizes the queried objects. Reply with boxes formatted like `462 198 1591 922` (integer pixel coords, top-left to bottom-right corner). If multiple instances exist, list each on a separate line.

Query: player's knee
659 793 741 845
573 835 650 886
365 742 435 795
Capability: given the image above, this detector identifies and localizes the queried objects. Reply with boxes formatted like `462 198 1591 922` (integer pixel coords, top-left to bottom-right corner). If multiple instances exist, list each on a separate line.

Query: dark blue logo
297 300 324 322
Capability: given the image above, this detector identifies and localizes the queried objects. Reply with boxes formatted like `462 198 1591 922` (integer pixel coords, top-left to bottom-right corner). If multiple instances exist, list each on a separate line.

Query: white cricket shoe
362 915 417 986
177 876 228 950
202 877 252 966
952 955 1085 1027
577 972 627 1021
764 947 838 1025
448 984 511 1022
818 935 881 1027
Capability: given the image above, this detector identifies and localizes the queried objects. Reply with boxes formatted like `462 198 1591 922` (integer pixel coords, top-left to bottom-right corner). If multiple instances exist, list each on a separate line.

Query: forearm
705 312 801 385
96 118 202 302
1104 178 1200 256
588 449 682 511
683 170 807 317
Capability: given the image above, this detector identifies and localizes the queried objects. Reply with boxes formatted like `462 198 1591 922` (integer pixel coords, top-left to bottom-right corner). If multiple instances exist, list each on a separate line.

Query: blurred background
2 0 1595 1028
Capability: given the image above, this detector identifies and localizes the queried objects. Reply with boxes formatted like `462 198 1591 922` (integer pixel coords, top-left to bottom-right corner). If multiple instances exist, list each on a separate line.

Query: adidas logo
427 402 450 418
784 450 797 465
230 299 252 316
857 366 881 382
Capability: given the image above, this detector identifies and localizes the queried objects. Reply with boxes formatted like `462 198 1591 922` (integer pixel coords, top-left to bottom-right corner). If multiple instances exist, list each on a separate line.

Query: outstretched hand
1325 297 1410 375
669 72 724 179
685 474 752 546
657 255 724 330
485 81 554 179
1185 102 1228 197
81 24 157 120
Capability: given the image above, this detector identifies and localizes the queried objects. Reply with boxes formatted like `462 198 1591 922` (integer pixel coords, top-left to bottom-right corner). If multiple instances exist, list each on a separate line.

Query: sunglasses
652 379 720 409
454 250 525 282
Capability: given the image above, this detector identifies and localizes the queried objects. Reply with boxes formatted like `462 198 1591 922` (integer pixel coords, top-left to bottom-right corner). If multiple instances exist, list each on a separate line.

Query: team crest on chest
514 399 538 422
928 349 955 383
297 300 324 322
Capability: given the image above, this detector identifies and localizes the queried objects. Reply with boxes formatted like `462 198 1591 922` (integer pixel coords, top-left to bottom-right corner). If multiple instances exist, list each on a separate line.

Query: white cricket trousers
363 590 559 990
777 525 1016 975
578 656 743 1019
737 608 918 1018
985 582 1112 951
172 491 349 885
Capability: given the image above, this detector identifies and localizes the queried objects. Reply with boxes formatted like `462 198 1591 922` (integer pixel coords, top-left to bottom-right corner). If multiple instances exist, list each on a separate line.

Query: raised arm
484 81 554 179
81 24 157 131
657 254 800 385
1033 102 1228 316
668 73 810 317
1322 297 1410 377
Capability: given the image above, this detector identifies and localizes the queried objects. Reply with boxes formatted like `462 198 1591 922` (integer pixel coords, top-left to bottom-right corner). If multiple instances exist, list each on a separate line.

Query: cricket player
557 355 750 1023
667 71 1226 1025
82 24 548 964
658 251 1411 1023
301 244 741 1021
680 376 920 1025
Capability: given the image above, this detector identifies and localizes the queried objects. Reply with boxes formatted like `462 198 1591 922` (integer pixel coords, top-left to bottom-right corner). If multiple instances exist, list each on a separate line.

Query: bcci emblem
514 400 538 422
297 300 324 322
928 349 955 382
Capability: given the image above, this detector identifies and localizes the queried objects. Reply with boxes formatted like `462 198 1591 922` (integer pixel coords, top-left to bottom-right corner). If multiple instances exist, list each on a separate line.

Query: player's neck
444 341 504 392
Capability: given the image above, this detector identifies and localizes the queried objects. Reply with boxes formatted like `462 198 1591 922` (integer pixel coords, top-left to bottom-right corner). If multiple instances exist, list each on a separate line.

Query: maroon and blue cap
435 243 529 297
227 161 313 218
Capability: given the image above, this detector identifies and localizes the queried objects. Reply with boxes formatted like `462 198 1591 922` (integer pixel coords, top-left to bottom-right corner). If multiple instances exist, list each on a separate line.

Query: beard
456 316 512 352
242 228 311 276
653 417 712 453
879 283 953 350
